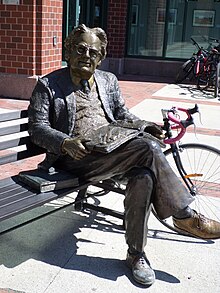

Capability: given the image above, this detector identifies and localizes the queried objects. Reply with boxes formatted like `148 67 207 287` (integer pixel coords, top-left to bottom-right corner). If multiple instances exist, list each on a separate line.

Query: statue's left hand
61 138 91 160
144 122 165 140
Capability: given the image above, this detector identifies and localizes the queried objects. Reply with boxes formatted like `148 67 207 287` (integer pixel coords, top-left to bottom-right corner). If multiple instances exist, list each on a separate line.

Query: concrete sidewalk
0 76 219 293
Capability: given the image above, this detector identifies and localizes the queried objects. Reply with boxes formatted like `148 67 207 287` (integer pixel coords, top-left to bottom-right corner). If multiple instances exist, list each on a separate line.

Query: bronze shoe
173 211 220 239
126 251 155 286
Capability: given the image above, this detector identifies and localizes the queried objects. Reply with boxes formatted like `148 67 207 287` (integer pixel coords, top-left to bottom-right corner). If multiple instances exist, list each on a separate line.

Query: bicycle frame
168 143 196 195
162 105 200 196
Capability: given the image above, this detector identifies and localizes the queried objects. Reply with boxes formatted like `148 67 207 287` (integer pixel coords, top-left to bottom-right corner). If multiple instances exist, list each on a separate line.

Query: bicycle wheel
153 143 220 234
214 62 220 98
175 59 195 83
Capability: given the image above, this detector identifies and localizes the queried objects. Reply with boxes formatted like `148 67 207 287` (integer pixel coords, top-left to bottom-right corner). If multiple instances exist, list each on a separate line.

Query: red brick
0 67 6 73
18 56 28 62
7 55 16 61
1 48 11 55
12 36 22 43
0 11 10 17
12 49 22 55
12 24 22 30
1 36 11 42
2 60 12 67
17 30 28 37
1 24 10 29
6 43 16 49
17 43 28 50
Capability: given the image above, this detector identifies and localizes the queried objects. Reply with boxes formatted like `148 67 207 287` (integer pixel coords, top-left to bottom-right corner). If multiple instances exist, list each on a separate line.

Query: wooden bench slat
0 136 29 151
0 187 77 221
0 182 35 201
0 176 17 188
0 123 28 136
0 189 37 207
0 182 26 197
0 150 27 165
0 110 27 122
0 149 43 166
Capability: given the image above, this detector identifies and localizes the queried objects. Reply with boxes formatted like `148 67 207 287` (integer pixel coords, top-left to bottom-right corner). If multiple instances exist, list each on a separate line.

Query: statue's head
64 24 108 80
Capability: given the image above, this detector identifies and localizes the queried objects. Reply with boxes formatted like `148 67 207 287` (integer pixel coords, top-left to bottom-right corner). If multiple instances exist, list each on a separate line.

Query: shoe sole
133 275 155 286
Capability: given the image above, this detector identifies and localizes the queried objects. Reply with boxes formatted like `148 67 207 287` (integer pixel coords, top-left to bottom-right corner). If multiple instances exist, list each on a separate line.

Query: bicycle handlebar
190 37 201 50
209 37 220 43
162 104 199 144
190 36 220 53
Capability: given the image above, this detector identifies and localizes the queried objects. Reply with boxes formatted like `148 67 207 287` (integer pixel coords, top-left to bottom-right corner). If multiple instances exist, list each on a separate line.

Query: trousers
56 137 194 252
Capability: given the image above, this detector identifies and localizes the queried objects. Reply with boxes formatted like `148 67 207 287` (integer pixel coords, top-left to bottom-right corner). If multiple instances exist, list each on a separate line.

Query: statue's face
69 32 102 80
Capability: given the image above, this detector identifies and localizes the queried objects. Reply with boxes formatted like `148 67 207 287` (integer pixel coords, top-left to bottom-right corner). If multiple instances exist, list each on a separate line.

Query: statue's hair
64 24 108 63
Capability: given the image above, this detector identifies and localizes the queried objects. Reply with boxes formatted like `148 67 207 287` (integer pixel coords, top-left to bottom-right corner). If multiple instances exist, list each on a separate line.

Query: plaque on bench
19 168 79 193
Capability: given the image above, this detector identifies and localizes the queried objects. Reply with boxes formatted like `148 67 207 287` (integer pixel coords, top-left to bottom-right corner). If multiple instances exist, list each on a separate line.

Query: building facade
0 0 220 98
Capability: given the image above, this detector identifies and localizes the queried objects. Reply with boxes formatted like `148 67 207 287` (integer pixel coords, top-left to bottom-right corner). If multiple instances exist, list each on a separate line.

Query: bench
0 109 124 235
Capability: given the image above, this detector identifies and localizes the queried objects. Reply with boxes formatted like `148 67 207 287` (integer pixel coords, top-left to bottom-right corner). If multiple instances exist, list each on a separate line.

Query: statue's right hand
61 138 90 160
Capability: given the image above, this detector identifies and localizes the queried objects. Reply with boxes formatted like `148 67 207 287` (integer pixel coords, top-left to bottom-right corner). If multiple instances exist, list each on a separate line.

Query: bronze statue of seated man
28 24 220 287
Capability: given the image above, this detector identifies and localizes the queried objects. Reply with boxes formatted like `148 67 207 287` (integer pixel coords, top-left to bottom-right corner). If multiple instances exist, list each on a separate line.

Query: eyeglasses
75 44 101 60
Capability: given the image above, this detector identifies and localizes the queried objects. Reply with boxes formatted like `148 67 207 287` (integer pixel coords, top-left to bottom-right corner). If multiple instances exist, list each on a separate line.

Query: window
127 0 220 59
127 0 166 57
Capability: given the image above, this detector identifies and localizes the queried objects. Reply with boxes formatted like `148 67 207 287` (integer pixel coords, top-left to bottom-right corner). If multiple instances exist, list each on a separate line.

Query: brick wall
0 0 63 76
107 0 128 58
35 0 63 75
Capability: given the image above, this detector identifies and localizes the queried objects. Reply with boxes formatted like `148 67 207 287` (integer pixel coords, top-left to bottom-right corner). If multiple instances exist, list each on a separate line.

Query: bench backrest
0 109 45 166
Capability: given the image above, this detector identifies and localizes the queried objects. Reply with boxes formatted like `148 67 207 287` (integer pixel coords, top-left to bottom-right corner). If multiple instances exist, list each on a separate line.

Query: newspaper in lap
84 121 165 153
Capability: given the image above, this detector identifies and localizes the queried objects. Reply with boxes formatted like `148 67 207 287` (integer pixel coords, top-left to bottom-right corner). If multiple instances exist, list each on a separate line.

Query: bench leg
74 182 125 220
74 187 88 211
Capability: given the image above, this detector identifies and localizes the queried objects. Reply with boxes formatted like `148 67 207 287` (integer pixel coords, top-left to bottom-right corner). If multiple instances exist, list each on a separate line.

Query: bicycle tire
175 59 195 83
214 62 220 98
153 143 220 235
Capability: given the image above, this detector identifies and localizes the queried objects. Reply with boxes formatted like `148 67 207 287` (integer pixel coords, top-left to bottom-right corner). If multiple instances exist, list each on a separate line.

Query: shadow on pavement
0 205 213 285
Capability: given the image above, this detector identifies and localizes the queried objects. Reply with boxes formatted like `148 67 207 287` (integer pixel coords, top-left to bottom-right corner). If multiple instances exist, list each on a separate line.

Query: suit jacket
28 67 139 168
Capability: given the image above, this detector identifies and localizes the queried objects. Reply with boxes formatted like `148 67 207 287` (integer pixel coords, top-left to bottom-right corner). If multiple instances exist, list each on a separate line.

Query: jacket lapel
56 68 76 135
94 70 116 122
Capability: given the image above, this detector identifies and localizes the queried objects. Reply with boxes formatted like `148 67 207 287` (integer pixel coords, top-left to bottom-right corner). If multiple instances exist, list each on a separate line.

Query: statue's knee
129 167 154 180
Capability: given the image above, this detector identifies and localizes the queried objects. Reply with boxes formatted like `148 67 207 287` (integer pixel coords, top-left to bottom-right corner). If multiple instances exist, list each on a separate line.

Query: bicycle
197 43 220 99
175 37 220 98
175 37 209 84
152 104 220 234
